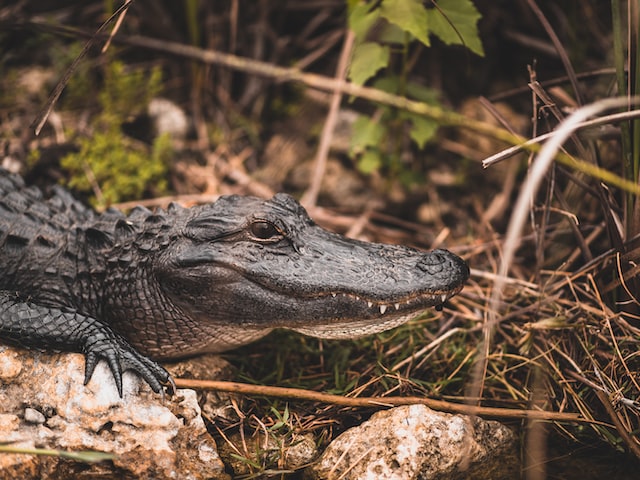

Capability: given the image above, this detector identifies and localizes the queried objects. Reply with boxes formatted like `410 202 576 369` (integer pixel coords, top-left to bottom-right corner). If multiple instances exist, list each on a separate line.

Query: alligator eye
250 221 280 240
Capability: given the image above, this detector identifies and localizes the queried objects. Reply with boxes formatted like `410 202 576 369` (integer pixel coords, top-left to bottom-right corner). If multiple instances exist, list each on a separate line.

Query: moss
61 128 170 207
61 60 168 208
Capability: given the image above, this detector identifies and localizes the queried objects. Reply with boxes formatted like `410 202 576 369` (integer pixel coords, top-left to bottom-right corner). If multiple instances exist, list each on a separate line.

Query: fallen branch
175 378 588 423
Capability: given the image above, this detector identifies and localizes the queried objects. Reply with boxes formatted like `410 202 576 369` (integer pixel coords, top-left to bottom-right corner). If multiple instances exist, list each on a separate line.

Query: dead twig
568 371 640 459
175 378 587 423
526 0 583 105
301 29 353 208
30 1 134 135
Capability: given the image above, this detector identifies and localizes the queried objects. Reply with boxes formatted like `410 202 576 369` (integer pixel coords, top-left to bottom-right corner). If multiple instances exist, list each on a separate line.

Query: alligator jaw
287 284 463 339
292 312 419 338
322 288 459 315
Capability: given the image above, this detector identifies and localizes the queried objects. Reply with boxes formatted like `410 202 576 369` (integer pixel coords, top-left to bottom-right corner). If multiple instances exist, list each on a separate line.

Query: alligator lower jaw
289 286 463 340
291 312 420 339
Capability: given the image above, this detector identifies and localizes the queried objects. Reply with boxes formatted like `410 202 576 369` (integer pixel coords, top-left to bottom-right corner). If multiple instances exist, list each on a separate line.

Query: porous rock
164 354 239 422
0 345 228 480
306 404 519 480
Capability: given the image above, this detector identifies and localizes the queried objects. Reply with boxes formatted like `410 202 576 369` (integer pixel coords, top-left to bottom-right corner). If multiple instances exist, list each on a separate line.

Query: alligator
0 168 469 396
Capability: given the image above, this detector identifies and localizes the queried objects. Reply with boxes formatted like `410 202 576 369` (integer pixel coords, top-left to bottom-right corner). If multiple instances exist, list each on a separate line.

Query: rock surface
306 404 519 480
0 345 228 480
1 346 520 480
164 354 239 423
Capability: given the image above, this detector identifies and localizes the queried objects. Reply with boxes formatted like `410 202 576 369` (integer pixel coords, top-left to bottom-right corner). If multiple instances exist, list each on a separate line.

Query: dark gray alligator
0 168 469 396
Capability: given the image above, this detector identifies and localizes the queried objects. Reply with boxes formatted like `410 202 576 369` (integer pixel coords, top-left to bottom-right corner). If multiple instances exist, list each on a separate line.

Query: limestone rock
306 404 519 480
0 345 228 480
164 354 239 422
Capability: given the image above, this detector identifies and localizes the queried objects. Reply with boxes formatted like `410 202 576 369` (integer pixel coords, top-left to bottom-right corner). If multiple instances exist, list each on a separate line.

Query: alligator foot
0 291 172 397
83 332 174 397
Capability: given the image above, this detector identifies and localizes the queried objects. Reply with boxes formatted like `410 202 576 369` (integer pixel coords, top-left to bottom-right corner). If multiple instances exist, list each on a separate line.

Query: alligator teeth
440 294 448 303
394 303 400 310
331 293 337 298
367 301 373 308
379 305 387 314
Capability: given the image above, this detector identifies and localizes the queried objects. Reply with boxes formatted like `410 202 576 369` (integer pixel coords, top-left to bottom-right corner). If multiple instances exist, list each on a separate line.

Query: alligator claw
83 334 172 397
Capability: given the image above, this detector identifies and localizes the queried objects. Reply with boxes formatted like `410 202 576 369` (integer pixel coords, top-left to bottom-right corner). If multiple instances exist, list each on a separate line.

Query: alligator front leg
0 291 174 397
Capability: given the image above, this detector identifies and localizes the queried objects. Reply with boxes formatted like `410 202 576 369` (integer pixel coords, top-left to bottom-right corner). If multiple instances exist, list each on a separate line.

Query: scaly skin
0 169 469 396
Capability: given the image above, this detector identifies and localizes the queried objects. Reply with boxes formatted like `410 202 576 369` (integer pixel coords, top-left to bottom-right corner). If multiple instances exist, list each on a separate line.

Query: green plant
61 60 170 207
611 0 640 238
347 0 483 181
0 444 113 462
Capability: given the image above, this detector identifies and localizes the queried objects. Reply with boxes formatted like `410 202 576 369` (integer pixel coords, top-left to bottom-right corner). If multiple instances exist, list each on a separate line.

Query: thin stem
301 29 354 208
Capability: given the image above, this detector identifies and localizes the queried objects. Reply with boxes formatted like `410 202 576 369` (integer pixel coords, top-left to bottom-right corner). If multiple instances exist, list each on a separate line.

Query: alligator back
0 169 105 308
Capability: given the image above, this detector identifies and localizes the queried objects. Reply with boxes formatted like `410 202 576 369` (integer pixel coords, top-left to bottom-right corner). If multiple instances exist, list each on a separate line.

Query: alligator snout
416 248 470 288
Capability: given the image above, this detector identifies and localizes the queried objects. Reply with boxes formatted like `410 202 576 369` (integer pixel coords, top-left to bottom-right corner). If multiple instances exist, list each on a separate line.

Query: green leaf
358 149 383 174
349 42 390 86
403 113 439 149
379 22 407 45
406 81 440 103
373 75 401 94
426 0 484 56
372 77 439 104
379 0 430 47
349 3 381 43
350 115 386 155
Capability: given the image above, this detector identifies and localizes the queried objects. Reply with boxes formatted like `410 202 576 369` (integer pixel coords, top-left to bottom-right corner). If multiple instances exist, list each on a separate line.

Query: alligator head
144 193 469 356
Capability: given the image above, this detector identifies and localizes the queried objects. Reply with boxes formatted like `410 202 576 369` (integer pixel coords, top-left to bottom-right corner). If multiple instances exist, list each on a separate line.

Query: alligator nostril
417 250 446 274
431 249 448 262
417 249 469 281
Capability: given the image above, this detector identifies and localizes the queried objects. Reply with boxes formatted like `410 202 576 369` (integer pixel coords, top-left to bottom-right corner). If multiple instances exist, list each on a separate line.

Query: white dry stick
482 109 640 168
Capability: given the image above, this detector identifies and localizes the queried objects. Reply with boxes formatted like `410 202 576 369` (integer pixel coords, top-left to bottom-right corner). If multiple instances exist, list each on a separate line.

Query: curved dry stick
30 1 134 135
473 97 639 408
